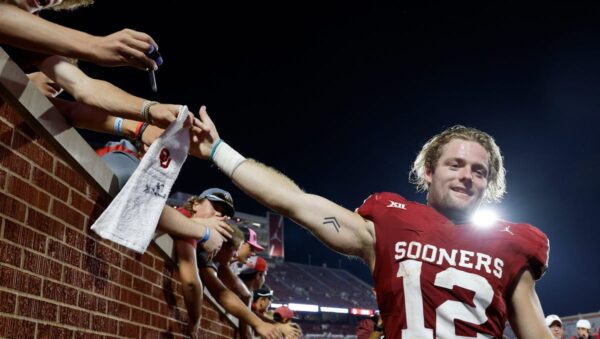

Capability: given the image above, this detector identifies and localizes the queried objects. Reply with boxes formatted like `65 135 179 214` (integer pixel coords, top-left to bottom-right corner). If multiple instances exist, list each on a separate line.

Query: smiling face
424 139 490 222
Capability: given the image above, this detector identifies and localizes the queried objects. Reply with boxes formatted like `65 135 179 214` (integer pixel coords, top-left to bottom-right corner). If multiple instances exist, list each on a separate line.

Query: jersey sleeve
356 192 409 220
356 194 378 220
520 224 550 280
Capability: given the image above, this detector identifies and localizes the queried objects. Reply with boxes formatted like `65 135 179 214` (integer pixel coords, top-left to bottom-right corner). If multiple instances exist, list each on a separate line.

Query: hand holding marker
147 45 163 92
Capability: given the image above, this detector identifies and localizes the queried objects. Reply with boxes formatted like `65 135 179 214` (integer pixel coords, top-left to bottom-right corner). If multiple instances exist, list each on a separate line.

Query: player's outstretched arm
191 106 375 263
507 270 553 339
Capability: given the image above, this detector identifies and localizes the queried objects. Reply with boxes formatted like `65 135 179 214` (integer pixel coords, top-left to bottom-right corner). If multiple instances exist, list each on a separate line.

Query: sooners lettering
394 240 504 279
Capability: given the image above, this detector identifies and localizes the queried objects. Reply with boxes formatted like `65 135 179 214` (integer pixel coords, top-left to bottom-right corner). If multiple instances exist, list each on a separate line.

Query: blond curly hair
409 125 506 203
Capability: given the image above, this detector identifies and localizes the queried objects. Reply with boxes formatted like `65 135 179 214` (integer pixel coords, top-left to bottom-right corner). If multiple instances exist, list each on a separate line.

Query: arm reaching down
507 270 553 339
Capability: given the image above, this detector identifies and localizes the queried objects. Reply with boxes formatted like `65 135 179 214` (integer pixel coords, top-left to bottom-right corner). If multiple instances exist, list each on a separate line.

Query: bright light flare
472 209 498 228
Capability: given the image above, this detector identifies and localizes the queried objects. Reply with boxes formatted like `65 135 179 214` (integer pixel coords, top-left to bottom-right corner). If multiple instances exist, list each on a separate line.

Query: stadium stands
266 260 376 309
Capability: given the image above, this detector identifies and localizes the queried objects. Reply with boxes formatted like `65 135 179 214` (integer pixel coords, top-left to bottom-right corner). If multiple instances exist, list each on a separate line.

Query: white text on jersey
394 240 504 279
387 200 407 209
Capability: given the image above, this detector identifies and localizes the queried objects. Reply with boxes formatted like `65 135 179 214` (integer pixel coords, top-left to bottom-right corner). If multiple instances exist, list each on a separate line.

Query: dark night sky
46 2 599 316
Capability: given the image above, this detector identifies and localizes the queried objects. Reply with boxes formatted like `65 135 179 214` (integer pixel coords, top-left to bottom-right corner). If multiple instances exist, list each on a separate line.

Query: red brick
3 220 46 252
93 278 120 300
108 266 132 288
74 331 103 339
96 243 121 266
27 208 65 240
0 265 41 295
52 199 85 229
0 192 26 222
78 291 99 311
118 322 140 337
32 167 68 201
91 314 119 335
60 305 90 328
48 239 81 267
0 168 6 189
71 191 96 219
168 319 186 334
142 297 160 314
65 226 86 251
37 323 74 339
63 266 94 290
11 131 53 171
0 315 36 338
120 288 141 307
151 314 168 329
0 291 16 313
97 297 107 313
7 175 50 211
105 299 131 319
0 118 13 146
23 250 62 281
0 239 21 267
140 252 154 268
15 121 37 140
131 308 152 325
0 144 31 179
43 280 78 306
17 296 57 321
55 161 87 194
122 257 143 276
140 327 160 338
133 277 152 295
142 266 161 285
82 254 109 280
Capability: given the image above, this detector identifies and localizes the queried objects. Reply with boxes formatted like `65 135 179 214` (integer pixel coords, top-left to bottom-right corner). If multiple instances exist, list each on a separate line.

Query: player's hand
89 29 161 71
189 106 220 160
255 322 283 339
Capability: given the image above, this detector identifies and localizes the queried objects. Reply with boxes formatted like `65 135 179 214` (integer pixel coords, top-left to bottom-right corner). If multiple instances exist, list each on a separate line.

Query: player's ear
424 165 434 185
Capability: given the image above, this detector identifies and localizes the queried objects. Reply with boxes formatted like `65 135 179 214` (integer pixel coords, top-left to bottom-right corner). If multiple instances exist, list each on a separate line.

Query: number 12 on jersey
396 260 494 339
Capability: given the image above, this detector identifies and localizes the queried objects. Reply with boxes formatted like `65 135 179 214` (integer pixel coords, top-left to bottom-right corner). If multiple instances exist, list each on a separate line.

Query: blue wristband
210 139 223 161
114 117 123 136
198 226 210 245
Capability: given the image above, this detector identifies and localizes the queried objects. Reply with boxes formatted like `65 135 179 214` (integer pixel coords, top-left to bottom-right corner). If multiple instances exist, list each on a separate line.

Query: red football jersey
357 192 549 339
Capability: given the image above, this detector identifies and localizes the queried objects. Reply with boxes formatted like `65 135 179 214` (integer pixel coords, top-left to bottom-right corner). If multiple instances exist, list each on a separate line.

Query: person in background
545 314 564 339
573 319 593 339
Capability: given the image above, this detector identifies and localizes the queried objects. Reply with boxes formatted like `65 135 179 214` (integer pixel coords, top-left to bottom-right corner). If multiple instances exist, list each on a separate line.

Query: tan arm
175 240 203 334
232 160 375 265
199 268 282 339
36 55 185 129
507 270 553 339
0 3 158 70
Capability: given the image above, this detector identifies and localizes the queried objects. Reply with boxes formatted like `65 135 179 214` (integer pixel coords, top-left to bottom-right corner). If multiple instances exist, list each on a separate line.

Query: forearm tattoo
323 216 341 233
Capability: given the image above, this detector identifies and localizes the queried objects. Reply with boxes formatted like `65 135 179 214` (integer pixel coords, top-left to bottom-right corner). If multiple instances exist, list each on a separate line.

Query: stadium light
320 307 349 314
472 208 498 228
288 303 319 312
270 303 283 309
350 308 374 316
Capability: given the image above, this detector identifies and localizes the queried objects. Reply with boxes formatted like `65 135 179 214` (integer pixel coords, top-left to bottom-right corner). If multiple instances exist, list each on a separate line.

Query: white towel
91 106 191 253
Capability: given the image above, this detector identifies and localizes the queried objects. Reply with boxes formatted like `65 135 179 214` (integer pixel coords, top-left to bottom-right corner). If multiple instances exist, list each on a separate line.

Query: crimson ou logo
159 148 171 168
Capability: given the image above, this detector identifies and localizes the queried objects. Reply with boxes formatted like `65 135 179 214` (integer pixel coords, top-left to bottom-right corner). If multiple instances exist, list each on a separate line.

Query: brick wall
0 100 236 338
